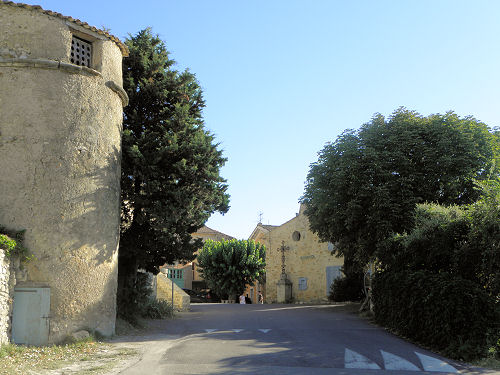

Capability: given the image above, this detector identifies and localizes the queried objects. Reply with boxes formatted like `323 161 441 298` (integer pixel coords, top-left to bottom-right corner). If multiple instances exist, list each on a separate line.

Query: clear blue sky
23 0 500 239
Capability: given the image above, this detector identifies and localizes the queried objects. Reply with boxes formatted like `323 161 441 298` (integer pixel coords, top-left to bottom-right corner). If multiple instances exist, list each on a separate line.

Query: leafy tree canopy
197 239 266 299
379 182 500 300
119 28 230 278
301 108 499 267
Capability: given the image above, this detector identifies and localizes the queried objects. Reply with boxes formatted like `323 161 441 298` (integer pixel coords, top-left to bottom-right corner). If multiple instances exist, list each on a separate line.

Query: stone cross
277 241 290 275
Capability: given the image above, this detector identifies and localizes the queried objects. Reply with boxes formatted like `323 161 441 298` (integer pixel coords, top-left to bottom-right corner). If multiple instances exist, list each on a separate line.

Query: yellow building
250 204 344 303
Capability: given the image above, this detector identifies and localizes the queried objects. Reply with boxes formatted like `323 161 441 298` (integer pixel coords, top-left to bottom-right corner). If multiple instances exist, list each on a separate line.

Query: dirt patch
34 346 140 375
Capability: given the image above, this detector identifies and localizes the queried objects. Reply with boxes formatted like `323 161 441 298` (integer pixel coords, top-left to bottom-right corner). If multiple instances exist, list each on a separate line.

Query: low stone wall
0 249 16 345
156 273 190 311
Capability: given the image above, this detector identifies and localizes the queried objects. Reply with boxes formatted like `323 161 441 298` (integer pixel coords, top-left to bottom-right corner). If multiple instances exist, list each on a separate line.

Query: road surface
113 303 495 375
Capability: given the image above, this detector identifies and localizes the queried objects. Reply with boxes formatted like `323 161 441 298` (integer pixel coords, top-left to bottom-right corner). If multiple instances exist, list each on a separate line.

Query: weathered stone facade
0 2 127 343
0 249 13 345
0 248 24 345
250 204 344 303
156 272 190 311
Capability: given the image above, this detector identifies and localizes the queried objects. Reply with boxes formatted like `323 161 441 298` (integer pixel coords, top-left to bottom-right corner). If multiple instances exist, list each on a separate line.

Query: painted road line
232 329 244 333
258 329 271 333
381 350 420 371
415 352 458 373
204 329 217 333
345 348 381 369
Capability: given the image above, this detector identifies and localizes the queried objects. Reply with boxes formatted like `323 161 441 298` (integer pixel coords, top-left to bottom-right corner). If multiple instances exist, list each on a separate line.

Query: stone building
250 204 344 303
0 2 128 344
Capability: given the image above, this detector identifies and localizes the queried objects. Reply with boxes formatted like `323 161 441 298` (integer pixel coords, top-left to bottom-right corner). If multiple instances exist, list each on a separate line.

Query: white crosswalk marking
232 329 244 333
204 329 217 333
258 329 271 333
415 352 458 373
381 350 420 371
345 348 381 369
198 337 458 373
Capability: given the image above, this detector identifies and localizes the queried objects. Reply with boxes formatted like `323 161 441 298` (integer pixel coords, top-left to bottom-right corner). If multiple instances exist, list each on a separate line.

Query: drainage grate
71 36 92 67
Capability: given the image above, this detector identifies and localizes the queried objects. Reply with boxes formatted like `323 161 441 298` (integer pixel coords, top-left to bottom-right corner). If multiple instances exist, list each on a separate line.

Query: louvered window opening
71 36 92 67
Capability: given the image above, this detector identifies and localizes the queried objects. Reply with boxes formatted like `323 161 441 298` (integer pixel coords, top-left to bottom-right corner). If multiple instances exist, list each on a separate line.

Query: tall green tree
197 239 266 299
301 108 498 267
119 29 229 290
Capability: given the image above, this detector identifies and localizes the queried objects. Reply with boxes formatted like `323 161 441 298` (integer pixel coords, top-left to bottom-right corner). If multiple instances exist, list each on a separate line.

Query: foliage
197 239 266 299
0 228 31 261
301 108 499 268
372 183 500 360
118 28 229 318
119 28 229 275
117 272 153 324
373 270 497 361
464 180 500 299
377 203 469 273
143 299 174 319
379 180 500 299
117 271 175 323
328 257 364 302
328 275 364 302
0 235 16 254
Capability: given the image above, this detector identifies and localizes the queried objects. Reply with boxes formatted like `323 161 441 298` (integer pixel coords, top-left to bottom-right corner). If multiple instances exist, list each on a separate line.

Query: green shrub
329 274 364 302
0 228 31 261
117 272 153 325
377 204 469 274
373 270 497 361
143 299 174 319
117 272 176 324
0 235 17 254
197 239 266 299
465 182 500 300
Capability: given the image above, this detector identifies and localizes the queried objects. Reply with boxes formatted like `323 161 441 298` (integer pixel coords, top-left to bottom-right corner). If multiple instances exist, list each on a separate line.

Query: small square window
71 35 92 67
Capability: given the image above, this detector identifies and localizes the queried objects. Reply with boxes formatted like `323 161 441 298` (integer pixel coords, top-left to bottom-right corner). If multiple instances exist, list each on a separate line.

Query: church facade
250 205 344 303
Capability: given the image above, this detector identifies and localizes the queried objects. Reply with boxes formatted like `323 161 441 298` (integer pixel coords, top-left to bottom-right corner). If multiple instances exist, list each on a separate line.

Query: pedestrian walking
257 291 264 304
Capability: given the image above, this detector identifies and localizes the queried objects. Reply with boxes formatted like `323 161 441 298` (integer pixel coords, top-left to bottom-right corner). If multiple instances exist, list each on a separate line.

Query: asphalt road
116 303 495 375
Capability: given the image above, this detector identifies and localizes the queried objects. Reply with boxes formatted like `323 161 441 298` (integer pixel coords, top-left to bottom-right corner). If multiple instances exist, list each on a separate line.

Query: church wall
264 208 344 303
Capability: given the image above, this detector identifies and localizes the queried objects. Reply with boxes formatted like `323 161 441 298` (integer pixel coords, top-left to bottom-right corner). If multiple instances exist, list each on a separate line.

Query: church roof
0 1 129 56
248 223 278 240
260 224 278 231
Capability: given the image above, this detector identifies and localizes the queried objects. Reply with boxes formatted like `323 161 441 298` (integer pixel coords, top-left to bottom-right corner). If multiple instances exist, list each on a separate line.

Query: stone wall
156 273 190 311
0 248 11 345
0 249 17 345
0 3 127 343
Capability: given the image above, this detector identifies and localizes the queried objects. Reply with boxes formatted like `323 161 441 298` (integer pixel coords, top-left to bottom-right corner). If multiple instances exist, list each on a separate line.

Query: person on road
239 293 246 304
258 291 264 304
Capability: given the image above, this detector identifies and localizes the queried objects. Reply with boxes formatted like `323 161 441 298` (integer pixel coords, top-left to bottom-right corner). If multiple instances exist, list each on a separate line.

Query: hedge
373 270 497 361
329 273 364 302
